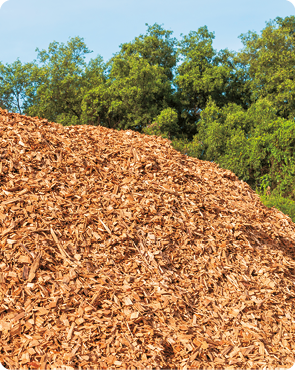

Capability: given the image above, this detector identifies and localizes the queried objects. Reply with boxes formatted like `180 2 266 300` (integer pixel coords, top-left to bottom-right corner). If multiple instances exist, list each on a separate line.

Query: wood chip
0 107 295 369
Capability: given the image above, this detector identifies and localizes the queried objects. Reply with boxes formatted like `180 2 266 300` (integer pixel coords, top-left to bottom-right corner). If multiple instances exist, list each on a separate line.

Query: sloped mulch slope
0 107 294 370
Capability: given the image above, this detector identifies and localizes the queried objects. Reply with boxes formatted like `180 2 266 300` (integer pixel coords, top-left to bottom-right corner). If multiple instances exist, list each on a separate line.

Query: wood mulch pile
0 107 294 370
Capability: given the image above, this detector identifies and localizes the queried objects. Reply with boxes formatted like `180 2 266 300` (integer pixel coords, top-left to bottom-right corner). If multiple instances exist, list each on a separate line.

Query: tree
194 98 295 200
81 24 179 131
81 53 172 131
117 23 178 82
26 36 106 125
237 16 295 120
175 26 250 141
0 59 40 114
142 107 179 139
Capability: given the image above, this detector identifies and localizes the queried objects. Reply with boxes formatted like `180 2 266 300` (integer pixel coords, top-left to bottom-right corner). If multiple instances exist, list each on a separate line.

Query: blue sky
0 0 294 66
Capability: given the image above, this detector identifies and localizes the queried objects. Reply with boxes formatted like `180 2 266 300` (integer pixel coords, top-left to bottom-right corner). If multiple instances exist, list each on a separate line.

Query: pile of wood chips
0 107 295 370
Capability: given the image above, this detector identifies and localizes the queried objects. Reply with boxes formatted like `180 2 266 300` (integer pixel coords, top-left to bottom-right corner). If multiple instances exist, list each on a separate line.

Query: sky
0 0 295 66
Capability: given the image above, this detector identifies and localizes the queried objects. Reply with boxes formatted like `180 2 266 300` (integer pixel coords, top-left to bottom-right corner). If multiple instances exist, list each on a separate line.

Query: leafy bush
258 191 295 223
142 107 179 139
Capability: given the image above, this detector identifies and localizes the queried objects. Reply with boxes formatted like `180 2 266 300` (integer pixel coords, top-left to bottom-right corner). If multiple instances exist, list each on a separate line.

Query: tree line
1 17 295 220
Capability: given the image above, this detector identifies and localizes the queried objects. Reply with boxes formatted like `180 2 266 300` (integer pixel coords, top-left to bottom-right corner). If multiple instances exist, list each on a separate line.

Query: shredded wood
0 107 294 370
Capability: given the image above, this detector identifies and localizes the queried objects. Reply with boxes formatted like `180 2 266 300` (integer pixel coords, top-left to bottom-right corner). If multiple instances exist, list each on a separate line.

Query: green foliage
237 16 295 119
175 26 250 140
26 37 106 125
55 113 81 126
0 59 40 114
258 192 295 223
195 98 295 201
81 23 178 131
142 107 179 139
81 51 173 131
118 23 178 82
168 132 203 159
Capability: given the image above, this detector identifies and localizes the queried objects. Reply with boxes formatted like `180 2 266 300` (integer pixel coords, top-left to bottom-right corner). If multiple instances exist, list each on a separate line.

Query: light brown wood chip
0 107 294 370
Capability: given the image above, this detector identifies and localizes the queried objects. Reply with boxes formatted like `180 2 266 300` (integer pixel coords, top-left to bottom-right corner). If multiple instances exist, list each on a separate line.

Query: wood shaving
0 108 294 369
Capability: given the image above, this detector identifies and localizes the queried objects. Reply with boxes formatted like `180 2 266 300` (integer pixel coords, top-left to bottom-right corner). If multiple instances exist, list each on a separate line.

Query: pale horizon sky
0 0 294 66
